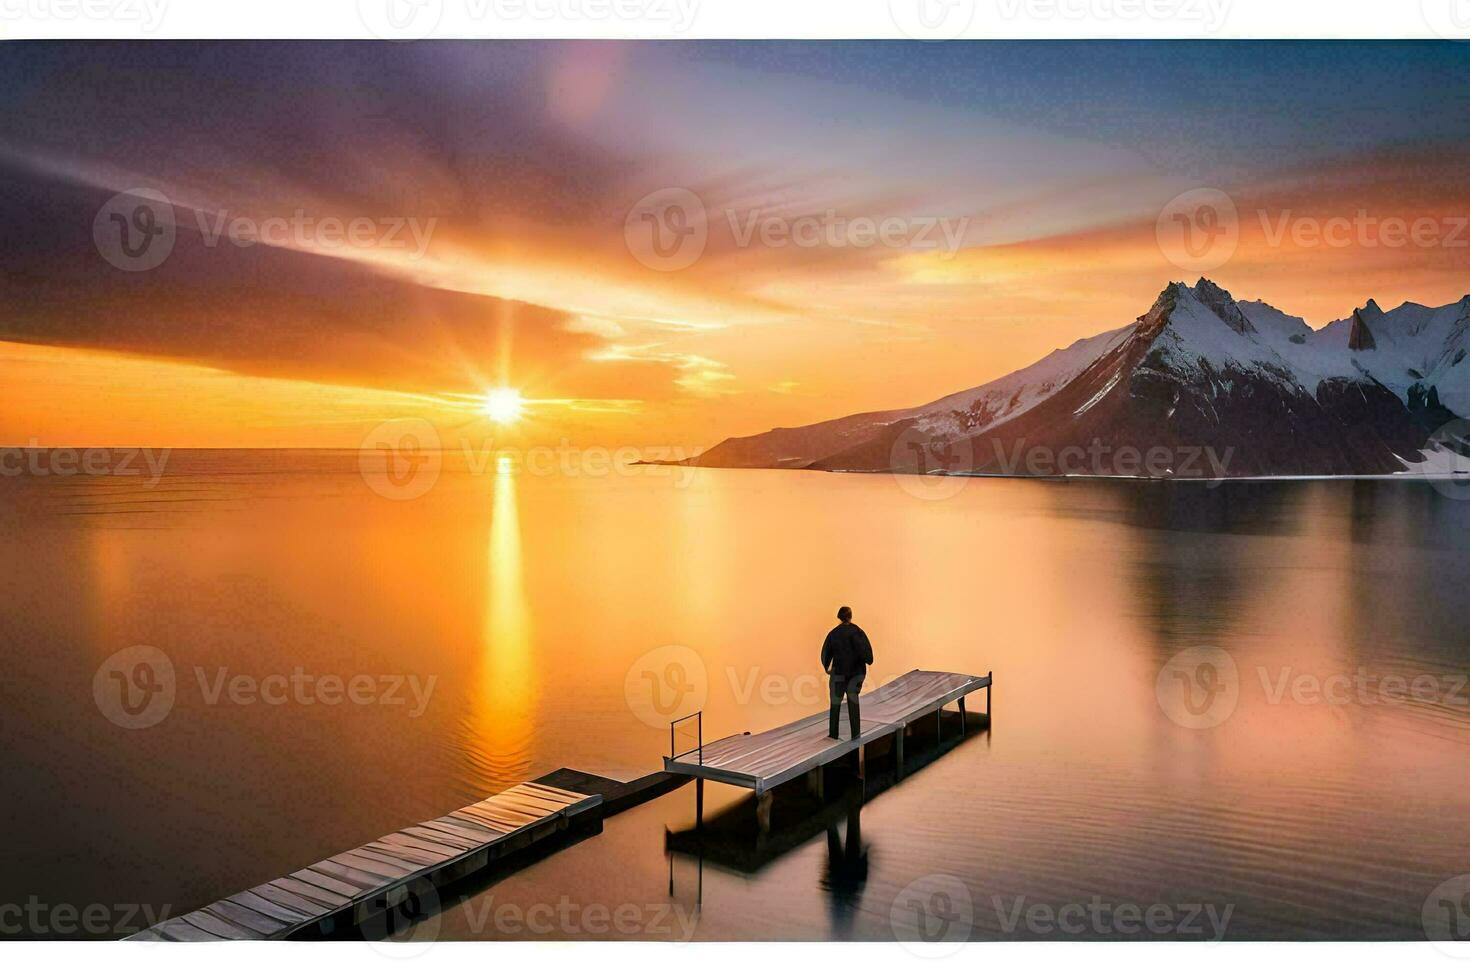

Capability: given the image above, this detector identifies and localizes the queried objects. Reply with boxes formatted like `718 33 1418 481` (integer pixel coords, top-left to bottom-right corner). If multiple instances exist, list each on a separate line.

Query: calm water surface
2 452 1467 939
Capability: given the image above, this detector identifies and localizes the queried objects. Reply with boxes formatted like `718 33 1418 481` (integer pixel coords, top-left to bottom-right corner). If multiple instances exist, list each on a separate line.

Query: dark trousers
829 673 864 739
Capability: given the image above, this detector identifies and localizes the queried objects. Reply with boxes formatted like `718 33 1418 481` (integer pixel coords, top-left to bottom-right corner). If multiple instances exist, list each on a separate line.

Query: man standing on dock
822 606 873 740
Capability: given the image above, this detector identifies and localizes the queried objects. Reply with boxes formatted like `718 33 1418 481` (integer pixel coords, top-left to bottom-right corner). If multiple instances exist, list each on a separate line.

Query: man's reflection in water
821 794 869 937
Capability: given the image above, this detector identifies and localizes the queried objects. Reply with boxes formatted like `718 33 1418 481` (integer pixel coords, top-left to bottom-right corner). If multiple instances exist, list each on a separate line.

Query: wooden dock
123 667 988 940
664 668 990 797
128 781 601 941
665 697 987 874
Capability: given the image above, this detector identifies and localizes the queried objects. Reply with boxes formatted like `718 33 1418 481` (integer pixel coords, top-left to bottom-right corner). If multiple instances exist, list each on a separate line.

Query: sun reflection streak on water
459 454 536 792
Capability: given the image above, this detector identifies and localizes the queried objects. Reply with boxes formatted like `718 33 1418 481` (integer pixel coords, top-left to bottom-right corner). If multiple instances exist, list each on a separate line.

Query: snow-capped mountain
690 279 1470 479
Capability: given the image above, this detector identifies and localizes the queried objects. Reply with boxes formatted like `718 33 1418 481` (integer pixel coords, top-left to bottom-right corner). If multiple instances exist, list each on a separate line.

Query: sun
481 387 524 424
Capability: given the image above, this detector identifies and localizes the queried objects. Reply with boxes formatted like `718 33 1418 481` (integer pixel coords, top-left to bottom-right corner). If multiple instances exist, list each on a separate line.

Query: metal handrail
668 710 703 764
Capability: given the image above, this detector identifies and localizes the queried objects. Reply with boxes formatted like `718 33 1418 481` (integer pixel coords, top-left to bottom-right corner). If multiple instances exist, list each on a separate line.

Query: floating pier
129 781 603 941
126 666 989 940
664 668 990 793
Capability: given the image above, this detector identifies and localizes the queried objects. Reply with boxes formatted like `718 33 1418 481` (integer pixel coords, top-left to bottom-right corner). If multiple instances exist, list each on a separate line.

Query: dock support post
756 791 773 833
695 778 704 829
896 727 905 777
936 704 942 743
987 673 992 724
959 696 966 735
857 744 865 782
806 765 825 802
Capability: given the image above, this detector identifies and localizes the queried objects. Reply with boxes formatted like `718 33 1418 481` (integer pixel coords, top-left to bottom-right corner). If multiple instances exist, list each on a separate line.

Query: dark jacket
821 622 873 677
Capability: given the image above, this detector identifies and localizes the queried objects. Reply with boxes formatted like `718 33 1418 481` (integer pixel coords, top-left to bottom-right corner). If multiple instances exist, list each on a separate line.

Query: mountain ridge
689 279 1470 479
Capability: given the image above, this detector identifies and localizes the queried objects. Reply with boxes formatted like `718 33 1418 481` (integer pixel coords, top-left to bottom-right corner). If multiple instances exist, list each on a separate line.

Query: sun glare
482 387 524 424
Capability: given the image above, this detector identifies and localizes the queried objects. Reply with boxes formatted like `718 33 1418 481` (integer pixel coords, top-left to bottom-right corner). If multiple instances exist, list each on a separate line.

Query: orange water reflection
461 454 536 790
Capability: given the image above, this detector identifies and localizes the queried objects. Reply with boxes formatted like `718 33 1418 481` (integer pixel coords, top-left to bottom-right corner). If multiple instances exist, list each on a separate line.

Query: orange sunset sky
3 41 1469 450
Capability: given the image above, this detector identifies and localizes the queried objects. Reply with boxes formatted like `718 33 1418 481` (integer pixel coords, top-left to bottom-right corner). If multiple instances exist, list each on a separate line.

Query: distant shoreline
636 460 1470 484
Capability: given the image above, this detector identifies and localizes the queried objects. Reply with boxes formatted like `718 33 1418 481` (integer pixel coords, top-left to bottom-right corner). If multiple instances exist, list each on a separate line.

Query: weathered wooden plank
497 790 561 814
291 867 367 898
359 841 441 867
449 808 521 834
423 817 501 843
182 909 259 940
251 882 336 917
376 833 462 860
665 669 990 793
378 836 449 859
221 890 309 925
209 898 292 935
271 875 352 907
466 801 538 826
461 800 531 824
312 858 393 889
459 804 531 830
332 848 423 876
130 782 598 941
412 822 494 848
519 782 584 804
157 920 223 942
